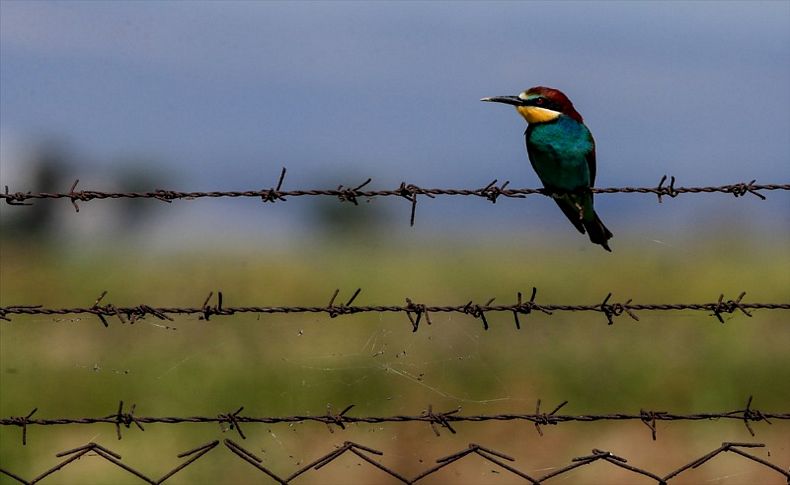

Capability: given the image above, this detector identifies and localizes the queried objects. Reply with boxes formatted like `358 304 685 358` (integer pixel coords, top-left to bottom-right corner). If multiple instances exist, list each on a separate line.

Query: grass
1 235 788 484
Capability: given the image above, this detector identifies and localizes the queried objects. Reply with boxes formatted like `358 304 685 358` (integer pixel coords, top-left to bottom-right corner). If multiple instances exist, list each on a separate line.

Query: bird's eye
535 98 544 106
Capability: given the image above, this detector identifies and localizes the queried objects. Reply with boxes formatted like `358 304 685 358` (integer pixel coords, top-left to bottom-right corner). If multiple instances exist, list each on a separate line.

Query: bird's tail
552 190 613 252
583 210 613 252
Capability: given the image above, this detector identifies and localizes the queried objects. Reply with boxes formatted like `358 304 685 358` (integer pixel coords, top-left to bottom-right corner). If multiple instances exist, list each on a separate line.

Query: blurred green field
1 236 789 484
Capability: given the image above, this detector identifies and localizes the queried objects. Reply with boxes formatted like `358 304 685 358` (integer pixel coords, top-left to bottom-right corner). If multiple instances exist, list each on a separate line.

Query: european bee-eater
482 86 613 251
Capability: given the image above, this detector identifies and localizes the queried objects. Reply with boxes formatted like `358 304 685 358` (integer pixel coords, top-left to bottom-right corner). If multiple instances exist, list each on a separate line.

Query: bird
481 86 613 251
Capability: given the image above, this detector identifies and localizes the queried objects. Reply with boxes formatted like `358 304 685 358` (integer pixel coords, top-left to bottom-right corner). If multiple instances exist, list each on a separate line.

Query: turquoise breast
525 116 594 191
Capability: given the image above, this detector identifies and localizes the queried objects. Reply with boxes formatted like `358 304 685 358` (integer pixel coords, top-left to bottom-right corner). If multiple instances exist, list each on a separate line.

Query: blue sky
1 1 788 243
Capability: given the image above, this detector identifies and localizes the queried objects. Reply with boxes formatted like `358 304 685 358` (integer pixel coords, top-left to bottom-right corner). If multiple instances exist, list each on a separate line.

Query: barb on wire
327 288 362 318
422 405 461 437
3 397 787 446
533 399 569 437
218 406 246 440
2 290 787 329
336 178 373 205
6 408 37 446
1 439 787 484
260 167 288 203
404 298 432 332
3 171 787 225
512 287 552 330
324 404 355 433
107 401 144 440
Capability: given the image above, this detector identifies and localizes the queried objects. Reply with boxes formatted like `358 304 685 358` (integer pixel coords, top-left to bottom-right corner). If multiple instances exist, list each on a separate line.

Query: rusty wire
2 289 787 330
4 171 790 484
1 438 787 484
2 397 786 447
3 169 788 224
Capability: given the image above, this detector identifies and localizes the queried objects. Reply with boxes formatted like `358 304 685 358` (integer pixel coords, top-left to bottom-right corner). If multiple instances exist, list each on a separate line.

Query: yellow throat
516 106 562 124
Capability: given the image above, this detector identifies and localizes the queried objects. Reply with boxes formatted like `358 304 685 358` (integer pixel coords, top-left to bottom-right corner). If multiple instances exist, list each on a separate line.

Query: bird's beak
480 95 524 106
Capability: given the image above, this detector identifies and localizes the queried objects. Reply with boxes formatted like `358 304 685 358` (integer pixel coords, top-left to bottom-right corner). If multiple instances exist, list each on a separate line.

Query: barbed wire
2 397 786 447
2 289 787 330
3 169 788 224
1 438 787 484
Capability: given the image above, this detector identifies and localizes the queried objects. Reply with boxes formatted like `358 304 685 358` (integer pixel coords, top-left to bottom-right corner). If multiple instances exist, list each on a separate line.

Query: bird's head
481 86 583 124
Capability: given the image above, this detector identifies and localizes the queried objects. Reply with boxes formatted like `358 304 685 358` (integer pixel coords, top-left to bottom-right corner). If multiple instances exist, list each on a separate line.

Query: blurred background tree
1 141 71 241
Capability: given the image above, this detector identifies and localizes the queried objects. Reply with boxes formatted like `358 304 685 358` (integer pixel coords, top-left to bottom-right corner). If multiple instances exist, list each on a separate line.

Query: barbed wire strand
3 169 788 225
2 289 787 330
1 438 787 484
4 171 790 483
2 397 785 447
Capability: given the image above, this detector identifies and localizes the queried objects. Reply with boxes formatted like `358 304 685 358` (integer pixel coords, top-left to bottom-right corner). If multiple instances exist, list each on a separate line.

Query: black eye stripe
527 97 553 109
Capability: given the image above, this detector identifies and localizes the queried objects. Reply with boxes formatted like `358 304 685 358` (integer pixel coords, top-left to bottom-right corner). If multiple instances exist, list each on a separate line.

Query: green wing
586 136 597 186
